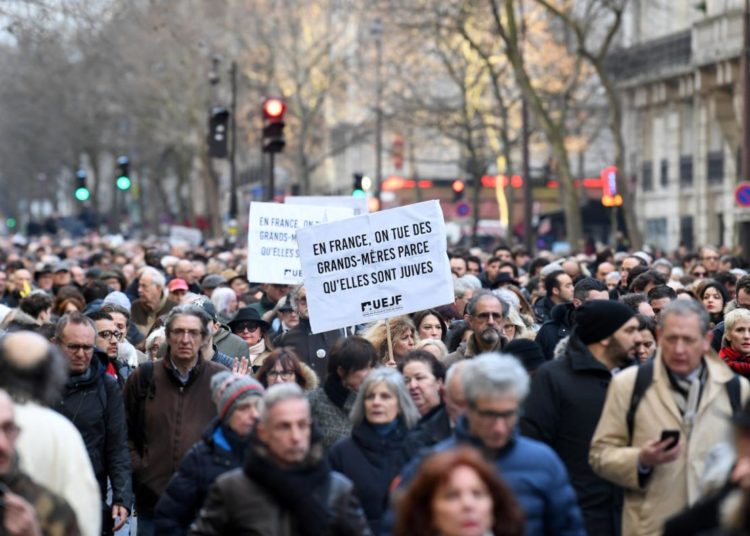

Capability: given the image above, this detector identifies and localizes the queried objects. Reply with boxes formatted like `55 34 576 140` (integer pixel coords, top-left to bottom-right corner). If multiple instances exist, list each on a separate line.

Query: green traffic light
352 189 366 198
5 218 16 229
75 187 90 201
116 176 131 190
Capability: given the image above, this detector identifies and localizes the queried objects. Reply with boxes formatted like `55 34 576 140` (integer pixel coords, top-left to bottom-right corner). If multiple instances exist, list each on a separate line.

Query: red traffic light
263 98 286 120
452 180 465 193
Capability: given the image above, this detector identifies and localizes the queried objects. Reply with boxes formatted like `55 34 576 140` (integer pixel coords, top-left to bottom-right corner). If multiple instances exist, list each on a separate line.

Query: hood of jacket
550 302 576 326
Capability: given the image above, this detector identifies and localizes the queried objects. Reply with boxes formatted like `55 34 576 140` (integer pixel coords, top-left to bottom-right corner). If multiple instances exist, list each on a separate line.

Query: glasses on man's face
63 343 94 354
267 369 295 379
474 311 502 322
97 330 122 341
471 406 518 422
233 323 260 334
169 328 203 339
0 421 20 440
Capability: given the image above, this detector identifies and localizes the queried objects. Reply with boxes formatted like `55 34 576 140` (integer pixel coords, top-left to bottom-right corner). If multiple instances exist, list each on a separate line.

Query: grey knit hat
210 371 265 420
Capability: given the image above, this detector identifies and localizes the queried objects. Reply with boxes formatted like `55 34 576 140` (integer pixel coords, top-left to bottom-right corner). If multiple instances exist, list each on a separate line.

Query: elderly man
444 290 507 367
54 312 132 534
189 383 371 535
131 266 177 336
523 301 640 535
248 282 290 316
124 304 227 535
0 332 101 536
0 389 80 534
388 353 585 535
590 300 750 536
173 259 201 294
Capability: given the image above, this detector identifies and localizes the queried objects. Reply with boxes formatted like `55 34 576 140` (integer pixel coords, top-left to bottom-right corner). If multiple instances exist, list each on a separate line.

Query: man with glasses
699 245 720 275
123 304 226 536
87 310 131 386
444 290 508 368
523 301 639 535
387 353 585 535
54 312 132 535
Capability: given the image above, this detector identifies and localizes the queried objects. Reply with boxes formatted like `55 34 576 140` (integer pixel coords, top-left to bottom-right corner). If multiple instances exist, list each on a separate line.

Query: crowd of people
2 233 750 535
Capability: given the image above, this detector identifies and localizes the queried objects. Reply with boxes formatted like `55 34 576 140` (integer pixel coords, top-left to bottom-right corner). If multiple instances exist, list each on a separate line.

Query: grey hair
466 290 508 317
416 338 448 358
459 274 482 290
55 312 95 343
141 266 166 289
658 299 710 335
258 382 308 424
454 278 473 300
145 327 166 353
288 285 305 311
445 360 466 389
653 258 673 270
461 352 530 405
164 304 210 338
349 368 420 429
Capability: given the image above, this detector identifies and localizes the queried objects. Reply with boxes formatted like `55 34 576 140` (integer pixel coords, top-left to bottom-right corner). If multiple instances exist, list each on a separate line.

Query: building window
679 155 693 187
642 161 653 191
680 216 694 251
660 159 668 187
646 218 668 251
707 151 724 184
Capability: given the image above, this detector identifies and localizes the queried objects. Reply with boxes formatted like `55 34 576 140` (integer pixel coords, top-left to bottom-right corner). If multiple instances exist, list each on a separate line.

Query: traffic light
208 106 230 158
352 173 366 198
115 156 131 191
262 98 286 154
74 170 90 202
452 179 465 202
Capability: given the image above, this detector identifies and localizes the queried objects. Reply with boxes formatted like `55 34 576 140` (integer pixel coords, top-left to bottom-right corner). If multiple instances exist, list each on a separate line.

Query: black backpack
626 359 741 445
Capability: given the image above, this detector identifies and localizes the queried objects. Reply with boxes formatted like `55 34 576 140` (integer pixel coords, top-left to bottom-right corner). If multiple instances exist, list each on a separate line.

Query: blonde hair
362 316 417 362
723 308 750 346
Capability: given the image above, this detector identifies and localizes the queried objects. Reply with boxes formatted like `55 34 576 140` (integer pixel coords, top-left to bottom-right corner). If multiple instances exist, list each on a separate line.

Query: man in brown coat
130 267 176 336
124 304 227 535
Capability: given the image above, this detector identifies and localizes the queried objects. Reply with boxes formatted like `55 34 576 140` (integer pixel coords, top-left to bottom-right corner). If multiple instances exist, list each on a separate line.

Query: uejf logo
361 295 404 316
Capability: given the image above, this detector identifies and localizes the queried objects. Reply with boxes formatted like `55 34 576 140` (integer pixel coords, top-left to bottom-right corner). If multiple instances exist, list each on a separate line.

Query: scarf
248 339 266 365
720 347 750 376
243 435 331 536
323 373 351 410
666 360 706 436
369 418 400 438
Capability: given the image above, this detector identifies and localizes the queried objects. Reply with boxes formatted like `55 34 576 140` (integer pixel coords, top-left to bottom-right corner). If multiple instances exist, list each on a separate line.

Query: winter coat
719 346 750 379
663 481 739 536
154 420 249 535
384 416 586 536
532 295 557 324
14 401 101 536
308 377 356 450
443 334 504 369
55 360 133 513
277 318 346 382
328 420 412 535
521 333 624 536
188 435 372 536
123 357 226 516
213 325 250 360
131 296 177 336
535 302 575 360
404 403 452 455
589 350 750 536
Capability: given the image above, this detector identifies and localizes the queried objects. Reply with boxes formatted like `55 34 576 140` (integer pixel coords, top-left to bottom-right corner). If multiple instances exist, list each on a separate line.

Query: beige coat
589 351 750 536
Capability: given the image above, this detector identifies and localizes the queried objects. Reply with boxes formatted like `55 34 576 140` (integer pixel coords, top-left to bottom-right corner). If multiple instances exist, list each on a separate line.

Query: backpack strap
627 360 654 446
726 374 741 417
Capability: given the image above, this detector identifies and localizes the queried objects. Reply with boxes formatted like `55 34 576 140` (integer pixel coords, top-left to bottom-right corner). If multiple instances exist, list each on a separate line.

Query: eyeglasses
471 406 518 422
692 271 707 277
473 311 502 321
63 343 94 354
233 323 260 333
169 328 203 339
0 421 19 440
97 330 122 341
267 370 295 379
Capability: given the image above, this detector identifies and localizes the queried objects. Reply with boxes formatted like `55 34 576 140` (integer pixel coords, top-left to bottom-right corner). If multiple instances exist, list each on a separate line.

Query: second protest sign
296 200 454 333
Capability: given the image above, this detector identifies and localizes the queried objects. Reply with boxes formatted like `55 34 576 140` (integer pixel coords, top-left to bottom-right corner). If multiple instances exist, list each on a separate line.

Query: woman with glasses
227 307 272 373
254 347 318 392
328 368 420 535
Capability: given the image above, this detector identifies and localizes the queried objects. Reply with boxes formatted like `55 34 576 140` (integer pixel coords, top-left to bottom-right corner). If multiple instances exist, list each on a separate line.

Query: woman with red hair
394 447 524 536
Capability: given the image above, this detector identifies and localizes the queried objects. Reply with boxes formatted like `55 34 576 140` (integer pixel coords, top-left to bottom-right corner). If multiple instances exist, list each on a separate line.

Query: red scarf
719 346 750 376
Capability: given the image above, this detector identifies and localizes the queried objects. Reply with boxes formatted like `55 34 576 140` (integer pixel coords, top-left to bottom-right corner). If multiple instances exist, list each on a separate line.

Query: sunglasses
233 322 261 333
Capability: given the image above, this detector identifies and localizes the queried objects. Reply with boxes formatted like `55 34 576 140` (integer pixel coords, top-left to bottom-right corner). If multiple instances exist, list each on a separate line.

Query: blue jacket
383 416 586 536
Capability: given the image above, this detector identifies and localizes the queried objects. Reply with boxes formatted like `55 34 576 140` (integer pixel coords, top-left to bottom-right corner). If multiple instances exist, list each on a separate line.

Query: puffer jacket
154 420 249 535
55 359 132 512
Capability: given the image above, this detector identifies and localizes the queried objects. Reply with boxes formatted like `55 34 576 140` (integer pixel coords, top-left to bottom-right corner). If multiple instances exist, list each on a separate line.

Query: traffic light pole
229 61 238 219
267 153 275 202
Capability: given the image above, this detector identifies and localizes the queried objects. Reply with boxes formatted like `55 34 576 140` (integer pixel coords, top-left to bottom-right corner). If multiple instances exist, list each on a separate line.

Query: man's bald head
2 332 50 369
0 332 66 406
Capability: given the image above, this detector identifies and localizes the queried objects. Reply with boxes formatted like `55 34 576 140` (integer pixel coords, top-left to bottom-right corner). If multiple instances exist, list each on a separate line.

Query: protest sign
296 200 453 333
247 202 354 285
285 195 368 216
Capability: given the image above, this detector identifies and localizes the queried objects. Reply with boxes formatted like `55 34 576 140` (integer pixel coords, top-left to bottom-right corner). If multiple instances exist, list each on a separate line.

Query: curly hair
362 315 417 363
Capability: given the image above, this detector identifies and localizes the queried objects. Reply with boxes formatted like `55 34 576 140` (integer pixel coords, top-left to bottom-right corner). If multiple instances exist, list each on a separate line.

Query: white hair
461 353 529 405
140 266 166 289
211 287 236 316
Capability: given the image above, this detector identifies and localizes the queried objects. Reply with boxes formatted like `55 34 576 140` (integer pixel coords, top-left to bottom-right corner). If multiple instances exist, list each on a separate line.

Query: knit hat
211 371 265 421
103 291 132 314
201 274 227 290
574 300 635 345
504 339 546 372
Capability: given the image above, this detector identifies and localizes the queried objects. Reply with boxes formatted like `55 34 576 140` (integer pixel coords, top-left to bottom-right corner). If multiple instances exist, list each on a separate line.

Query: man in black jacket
532 269 574 324
54 312 132 535
190 383 371 535
536 277 609 359
521 300 640 536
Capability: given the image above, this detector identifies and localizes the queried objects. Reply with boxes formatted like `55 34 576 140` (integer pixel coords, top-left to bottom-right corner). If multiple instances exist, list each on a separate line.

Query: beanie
103 291 132 314
574 300 635 345
210 372 265 421
504 339 546 372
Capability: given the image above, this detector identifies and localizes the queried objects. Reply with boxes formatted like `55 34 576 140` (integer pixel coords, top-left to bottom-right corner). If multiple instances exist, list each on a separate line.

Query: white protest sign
169 225 203 247
247 202 354 285
285 195 368 216
296 200 453 333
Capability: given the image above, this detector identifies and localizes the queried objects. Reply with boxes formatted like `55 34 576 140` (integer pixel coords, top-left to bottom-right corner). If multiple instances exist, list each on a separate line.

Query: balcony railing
605 30 691 81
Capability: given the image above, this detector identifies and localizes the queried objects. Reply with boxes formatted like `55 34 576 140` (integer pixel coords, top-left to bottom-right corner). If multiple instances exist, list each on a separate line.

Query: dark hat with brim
491 272 520 289
227 306 270 333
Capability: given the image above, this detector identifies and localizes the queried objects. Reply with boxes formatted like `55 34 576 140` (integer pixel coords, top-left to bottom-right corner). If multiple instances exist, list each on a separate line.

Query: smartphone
660 429 680 450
